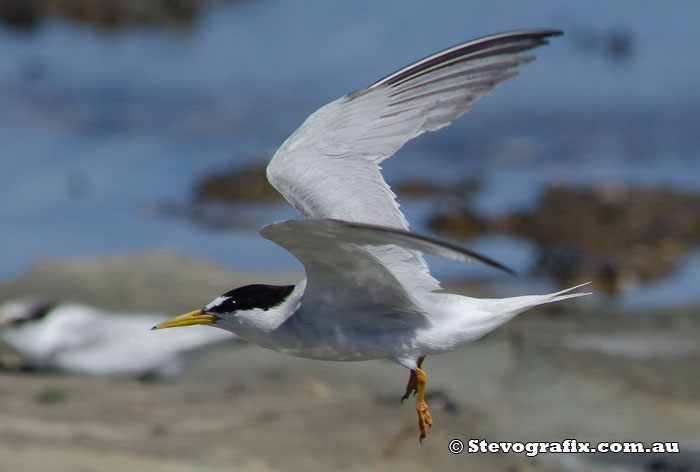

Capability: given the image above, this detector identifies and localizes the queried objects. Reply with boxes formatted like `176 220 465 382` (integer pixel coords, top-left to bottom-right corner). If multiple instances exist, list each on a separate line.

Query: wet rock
160 160 282 230
533 241 625 296
0 0 234 31
500 186 700 290
428 205 492 240
194 161 281 204
395 176 481 199
0 0 41 29
429 185 700 291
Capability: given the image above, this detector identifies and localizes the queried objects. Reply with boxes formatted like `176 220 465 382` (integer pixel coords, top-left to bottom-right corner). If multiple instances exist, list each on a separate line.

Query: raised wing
267 29 560 293
260 219 514 310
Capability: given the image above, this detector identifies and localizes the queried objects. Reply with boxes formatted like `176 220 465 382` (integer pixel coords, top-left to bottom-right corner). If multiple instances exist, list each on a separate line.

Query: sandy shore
1 253 698 471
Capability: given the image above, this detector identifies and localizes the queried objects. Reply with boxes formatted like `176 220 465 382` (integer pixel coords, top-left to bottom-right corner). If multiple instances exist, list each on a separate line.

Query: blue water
1 0 699 307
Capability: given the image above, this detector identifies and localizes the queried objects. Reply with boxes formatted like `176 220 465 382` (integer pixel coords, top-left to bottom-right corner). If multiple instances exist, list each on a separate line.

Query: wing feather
261 219 514 310
261 219 421 312
267 29 561 293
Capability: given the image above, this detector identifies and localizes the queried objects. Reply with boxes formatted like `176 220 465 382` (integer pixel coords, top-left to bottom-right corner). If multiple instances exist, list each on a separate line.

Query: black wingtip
434 234 518 277
532 28 564 37
338 219 518 277
474 255 517 278
519 28 564 39
535 29 564 45
369 27 565 92
500 264 518 278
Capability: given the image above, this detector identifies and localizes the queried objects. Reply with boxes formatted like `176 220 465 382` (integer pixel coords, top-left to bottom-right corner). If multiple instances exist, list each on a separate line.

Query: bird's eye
205 296 239 314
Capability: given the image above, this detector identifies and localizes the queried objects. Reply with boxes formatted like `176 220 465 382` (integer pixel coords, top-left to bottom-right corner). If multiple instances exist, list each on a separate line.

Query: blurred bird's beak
151 309 218 330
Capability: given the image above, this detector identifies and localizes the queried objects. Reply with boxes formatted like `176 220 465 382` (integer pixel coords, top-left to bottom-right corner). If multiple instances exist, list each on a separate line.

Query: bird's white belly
238 308 426 362
266 329 411 362
255 310 465 363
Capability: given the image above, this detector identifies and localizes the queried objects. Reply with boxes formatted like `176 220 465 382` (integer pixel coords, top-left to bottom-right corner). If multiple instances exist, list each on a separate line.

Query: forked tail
487 282 592 315
433 282 592 347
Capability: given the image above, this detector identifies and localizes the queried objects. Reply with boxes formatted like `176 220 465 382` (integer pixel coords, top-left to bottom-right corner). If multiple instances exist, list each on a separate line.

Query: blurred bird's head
152 284 296 332
0 299 55 329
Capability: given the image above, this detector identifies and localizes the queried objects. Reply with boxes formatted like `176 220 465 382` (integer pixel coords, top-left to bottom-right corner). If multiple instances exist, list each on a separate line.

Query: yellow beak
151 309 218 330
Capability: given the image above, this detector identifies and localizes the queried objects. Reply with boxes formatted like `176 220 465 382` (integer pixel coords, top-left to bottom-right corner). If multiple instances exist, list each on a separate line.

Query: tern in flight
155 29 589 440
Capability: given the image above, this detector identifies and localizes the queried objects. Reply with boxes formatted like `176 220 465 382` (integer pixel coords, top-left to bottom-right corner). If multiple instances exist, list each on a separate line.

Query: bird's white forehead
205 296 229 311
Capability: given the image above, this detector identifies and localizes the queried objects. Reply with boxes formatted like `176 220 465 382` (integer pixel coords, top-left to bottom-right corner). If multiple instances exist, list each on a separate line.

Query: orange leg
401 356 425 402
400 356 432 441
414 366 433 441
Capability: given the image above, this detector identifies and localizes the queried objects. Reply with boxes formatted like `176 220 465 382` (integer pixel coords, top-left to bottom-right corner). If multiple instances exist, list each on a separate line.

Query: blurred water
1 0 699 306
